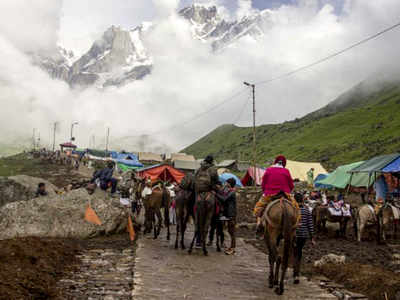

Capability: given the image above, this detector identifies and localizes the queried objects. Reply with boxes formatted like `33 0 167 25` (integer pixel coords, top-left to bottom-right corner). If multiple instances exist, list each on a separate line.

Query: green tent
349 153 400 173
317 161 373 189
117 162 141 172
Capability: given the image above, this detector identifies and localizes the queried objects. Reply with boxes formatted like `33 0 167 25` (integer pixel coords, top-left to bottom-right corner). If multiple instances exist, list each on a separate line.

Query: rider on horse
254 155 298 236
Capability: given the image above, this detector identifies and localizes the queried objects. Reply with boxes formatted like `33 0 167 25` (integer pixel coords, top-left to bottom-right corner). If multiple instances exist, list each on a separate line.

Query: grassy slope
183 82 400 170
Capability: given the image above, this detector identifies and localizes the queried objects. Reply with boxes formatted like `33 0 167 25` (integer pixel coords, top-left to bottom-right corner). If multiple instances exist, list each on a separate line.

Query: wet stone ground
57 235 135 300
133 227 338 300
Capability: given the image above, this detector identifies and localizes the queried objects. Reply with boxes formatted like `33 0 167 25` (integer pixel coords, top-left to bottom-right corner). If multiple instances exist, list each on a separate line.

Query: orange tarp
138 164 185 184
85 205 102 225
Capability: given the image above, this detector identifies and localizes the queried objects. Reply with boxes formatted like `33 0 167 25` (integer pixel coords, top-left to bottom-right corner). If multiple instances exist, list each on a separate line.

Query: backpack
195 167 212 192
180 173 194 191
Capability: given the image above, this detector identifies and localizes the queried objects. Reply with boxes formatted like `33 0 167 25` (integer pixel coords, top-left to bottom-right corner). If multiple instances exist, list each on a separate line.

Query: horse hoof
175 245 178 249
217 247 221 252
188 249 192 255
268 283 274 289
274 287 283 295
203 251 208 256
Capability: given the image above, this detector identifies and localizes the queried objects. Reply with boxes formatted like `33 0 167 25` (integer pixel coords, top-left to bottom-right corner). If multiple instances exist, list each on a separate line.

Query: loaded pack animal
174 173 196 250
355 203 396 243
313 196 351 238
188 158 220 256
261 193 299 295
136 178 171 240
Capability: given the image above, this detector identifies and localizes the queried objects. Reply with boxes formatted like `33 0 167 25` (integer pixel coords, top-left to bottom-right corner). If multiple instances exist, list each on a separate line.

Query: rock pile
0 175 58 207
0 188 129 240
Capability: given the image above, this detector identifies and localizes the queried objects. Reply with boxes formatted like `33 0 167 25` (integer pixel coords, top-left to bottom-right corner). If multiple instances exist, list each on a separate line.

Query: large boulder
314 254 346 267
0 175 58 207
0 188 129 240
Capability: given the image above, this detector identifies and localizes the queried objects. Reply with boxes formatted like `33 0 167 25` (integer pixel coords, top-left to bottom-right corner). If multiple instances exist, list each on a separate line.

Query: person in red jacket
254 155 296 238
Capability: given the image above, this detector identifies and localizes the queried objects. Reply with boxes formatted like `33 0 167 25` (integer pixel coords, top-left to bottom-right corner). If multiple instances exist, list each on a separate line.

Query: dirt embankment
0 237 80 299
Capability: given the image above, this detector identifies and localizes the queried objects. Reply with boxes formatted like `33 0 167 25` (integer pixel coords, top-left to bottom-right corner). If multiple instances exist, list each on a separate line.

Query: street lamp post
70 122 78 142
244 82 256 187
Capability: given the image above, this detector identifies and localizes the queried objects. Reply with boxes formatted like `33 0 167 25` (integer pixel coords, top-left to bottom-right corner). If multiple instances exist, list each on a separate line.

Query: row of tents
314 153 400 190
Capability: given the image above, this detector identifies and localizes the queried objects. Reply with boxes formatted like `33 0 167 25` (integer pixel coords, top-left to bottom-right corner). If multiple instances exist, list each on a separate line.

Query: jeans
100 178 117 194
293 237 307 277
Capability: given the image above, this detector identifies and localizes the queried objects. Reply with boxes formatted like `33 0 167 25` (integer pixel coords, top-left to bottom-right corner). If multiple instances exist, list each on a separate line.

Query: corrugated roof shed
139 152 163 162
174 160 201 171
171 153 196 162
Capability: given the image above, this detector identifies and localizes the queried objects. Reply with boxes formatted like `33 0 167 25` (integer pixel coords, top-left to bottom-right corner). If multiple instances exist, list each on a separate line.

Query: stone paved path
133 228 337 300
58 247 135 299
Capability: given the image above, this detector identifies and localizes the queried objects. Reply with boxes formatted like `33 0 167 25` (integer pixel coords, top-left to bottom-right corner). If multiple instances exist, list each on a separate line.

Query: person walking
293 193 316 284
216 178 237 255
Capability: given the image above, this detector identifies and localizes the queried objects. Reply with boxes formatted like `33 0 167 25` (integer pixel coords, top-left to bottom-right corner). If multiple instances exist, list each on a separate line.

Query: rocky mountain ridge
33 4 271 88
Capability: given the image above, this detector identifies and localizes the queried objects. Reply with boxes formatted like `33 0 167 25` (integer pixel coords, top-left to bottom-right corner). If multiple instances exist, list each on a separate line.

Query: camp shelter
139 152 163 165
313 174 333 190
317 161 373 189
170 153 195 162
382 156 400 173
174 160 200 173
285 160 327 182
350 153 400 173
219 173 243 187
217 160 238 170
112 152 143 169
136 164 185 184
241 167 265 186
60 142 77 152
217 168 230 175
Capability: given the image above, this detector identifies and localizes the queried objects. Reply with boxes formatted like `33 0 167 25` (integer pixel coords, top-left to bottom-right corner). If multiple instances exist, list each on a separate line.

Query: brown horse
262 196 299 295
136 180 171 240
313 205 350 238
188 192 216 256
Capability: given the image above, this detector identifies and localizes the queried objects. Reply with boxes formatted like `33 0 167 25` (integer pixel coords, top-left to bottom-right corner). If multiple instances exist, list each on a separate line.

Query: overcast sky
1 0 400 153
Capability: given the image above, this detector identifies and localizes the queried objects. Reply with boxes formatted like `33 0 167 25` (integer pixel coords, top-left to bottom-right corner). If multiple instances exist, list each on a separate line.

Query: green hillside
183 81 400 170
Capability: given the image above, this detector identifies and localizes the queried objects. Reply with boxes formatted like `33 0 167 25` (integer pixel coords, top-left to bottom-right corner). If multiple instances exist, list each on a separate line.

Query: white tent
285 160 327 182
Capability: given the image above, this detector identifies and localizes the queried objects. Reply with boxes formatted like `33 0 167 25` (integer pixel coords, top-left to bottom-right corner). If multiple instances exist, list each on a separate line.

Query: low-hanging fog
1 0 400 154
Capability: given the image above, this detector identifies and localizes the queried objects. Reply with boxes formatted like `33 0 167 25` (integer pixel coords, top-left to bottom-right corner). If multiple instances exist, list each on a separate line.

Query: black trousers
293 237 307 277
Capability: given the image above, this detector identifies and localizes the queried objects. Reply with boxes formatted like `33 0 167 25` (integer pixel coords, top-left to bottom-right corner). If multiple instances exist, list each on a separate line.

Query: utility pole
32 128 36 150
105 127 110 154
244 82 256 187
52 122 58 152
70 121 78 142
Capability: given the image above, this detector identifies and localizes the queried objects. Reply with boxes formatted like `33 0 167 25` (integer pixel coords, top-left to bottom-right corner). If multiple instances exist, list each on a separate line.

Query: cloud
1 0 400 156
0 0 62 53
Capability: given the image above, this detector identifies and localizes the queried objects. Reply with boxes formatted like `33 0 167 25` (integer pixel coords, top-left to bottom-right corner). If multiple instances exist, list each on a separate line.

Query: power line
150 88 248 135
255 20 400 85
233 93 251 125
144 20 400 136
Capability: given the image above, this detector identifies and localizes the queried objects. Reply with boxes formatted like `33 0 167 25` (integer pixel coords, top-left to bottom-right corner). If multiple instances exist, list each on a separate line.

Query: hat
204 155 214 164
274 155 287 167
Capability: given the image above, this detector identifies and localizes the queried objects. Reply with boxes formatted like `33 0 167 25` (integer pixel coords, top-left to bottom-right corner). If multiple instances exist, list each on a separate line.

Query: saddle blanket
328 204 351 217
141 187 153 198
390 205 400 220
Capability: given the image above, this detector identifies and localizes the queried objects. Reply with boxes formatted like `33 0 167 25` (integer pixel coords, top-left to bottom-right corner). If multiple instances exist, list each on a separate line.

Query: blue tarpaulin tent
314 174 333 189
219 173 243 187
382 156 400 173
113 152 143 168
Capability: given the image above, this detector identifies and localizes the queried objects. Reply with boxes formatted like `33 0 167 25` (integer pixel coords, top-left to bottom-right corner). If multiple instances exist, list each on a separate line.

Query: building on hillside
170 153 196 162
217 160 238 171
139 152 163 165
174 160 201 174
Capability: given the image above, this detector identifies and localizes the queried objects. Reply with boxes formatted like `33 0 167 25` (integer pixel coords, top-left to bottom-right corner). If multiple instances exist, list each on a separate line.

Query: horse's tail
353 207 358 237
282 201 293 268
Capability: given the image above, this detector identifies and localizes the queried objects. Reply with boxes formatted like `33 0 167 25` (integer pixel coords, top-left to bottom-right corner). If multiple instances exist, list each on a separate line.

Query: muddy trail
0 234 135 300
57 235 135 300
238 227 400 300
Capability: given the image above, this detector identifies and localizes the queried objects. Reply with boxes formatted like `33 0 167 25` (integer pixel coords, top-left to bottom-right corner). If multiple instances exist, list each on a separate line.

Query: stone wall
236 187 262 224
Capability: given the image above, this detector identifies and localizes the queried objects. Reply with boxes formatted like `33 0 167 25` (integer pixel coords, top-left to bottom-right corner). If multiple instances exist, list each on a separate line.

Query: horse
261 195 299 295
136 179 171 240
174 188 195 249
313 205 350 238
355 204 395 243
188 191 216 256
